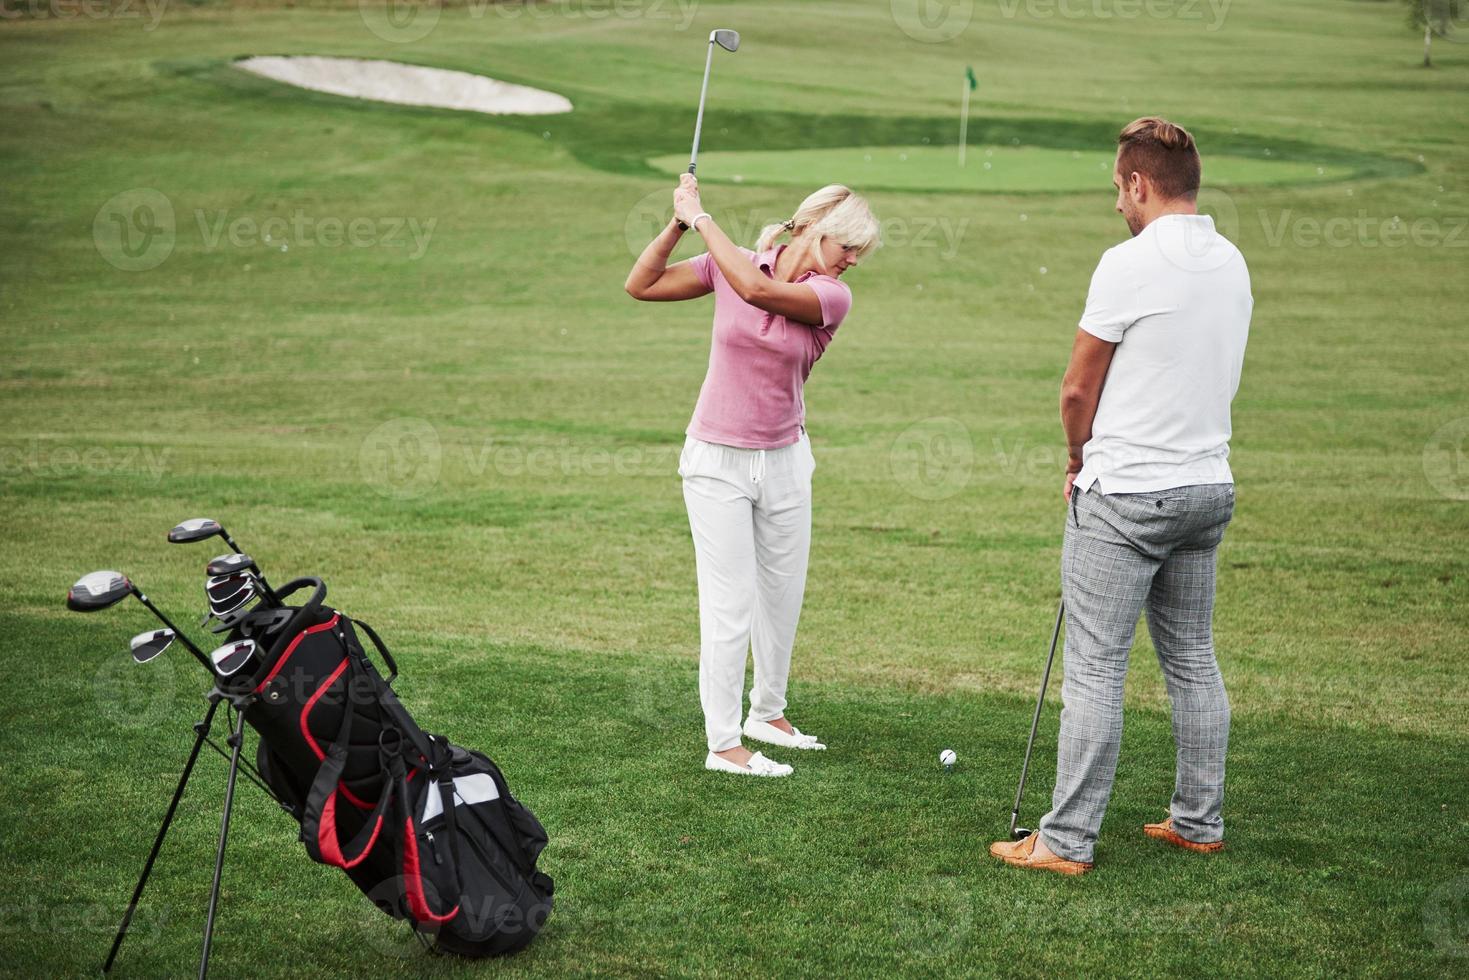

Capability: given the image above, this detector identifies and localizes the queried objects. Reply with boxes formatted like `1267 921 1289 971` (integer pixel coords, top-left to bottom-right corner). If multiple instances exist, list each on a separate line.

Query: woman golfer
625 175 880 776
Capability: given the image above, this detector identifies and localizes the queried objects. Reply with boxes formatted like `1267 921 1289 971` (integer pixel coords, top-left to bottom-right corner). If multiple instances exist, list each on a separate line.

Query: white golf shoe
704 751 793 777
742 718 826 751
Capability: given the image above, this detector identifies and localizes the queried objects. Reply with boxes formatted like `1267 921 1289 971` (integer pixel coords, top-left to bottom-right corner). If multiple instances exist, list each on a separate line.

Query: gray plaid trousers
1038 484 1236 863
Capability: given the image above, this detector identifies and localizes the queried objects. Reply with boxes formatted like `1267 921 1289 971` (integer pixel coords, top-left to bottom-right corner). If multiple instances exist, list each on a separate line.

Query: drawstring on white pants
749 449 767 485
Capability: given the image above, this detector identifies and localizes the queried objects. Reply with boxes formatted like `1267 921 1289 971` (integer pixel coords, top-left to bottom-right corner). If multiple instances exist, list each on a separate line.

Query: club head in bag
208 591 254 619
130 628 175 664
206 552 257 577
208 580 258 621
168 517 225 545
206 572 254 607
183 525 278 605
210 639 259 677
711 28 739 51
67 569 214 671
67 571 134 612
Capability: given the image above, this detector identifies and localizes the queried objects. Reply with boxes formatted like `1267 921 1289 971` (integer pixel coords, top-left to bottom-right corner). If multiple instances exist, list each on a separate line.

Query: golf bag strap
396 766 460 925
434 769 468 890
341 621 436 769
350 617 398 684
300 666 390 870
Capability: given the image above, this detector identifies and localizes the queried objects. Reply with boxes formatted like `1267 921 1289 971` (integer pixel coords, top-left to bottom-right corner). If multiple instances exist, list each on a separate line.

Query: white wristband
691 212 712 232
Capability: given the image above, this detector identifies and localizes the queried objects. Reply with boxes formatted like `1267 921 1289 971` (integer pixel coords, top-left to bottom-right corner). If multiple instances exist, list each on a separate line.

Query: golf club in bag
1008 600 1065 841
73 520 554 977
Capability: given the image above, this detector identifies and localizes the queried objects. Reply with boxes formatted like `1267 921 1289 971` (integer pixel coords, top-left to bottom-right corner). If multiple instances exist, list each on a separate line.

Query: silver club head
207 552 257 577
210 639 259 677
67 571 134 612
130 629 175 664
168 518 224 544
206 572 253 603
710 28 739 52
208 580 258 618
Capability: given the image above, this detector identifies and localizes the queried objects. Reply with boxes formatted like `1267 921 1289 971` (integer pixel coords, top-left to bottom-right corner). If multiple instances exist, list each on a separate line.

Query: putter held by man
992 117 1253 875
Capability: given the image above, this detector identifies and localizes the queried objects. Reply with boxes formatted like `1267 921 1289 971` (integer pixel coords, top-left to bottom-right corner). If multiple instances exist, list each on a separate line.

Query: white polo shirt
1075 213 1253 495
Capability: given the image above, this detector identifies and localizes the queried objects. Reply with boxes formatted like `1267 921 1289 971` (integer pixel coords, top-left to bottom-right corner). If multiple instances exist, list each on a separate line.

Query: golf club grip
674 163 696 231
677 162 695 231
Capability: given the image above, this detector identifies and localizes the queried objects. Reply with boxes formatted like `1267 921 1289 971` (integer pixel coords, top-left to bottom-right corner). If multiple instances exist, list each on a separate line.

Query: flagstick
958 77 971 167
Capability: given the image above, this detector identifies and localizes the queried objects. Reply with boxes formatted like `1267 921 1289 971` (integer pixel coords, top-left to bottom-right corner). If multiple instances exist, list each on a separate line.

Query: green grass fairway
2 0 1467 977
650 145 1355 193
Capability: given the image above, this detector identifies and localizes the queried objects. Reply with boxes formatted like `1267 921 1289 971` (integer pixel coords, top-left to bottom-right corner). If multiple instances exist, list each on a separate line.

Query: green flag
966 66 978 91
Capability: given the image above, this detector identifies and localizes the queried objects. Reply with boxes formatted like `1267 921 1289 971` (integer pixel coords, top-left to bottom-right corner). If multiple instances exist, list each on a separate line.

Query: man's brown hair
1117 117 1201 201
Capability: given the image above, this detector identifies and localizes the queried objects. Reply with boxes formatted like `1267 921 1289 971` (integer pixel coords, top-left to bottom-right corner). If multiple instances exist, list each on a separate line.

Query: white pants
680 432 814 753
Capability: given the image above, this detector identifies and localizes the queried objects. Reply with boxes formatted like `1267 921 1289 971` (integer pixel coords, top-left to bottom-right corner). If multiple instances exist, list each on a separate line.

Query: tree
1405 0 1466 67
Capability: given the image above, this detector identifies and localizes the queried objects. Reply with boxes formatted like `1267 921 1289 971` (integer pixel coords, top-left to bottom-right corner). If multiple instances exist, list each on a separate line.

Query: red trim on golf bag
316 791 385 870
254 613 340 694
300 661 394 869
294 628 415 811
402 817 459 924
300 658 349 759
299 658 377 810
231 580 552 956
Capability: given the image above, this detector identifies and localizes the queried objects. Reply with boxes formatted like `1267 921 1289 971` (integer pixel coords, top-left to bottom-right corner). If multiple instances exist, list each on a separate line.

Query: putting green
649 145 1353 193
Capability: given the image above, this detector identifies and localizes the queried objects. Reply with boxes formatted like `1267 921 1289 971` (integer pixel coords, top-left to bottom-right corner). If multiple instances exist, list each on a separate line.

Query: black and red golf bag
225 577 553 956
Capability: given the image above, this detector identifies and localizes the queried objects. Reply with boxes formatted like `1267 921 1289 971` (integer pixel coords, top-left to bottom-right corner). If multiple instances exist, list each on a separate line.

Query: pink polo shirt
685 245 853 450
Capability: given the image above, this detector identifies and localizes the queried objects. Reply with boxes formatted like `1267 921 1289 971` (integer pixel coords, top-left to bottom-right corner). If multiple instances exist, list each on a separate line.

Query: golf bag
225 577 553 956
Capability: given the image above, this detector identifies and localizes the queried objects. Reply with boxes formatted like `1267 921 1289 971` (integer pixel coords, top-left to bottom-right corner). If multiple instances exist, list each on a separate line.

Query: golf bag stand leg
198 692 252 980
1008 600 1065 840
103 698 224 974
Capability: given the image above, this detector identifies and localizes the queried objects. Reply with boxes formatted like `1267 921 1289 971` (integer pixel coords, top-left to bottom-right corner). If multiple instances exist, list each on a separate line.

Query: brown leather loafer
989 833 1093 876
1142 816 1224 853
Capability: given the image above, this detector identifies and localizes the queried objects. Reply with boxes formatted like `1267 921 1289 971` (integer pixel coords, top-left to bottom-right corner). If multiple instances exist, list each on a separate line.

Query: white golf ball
939 749 957 767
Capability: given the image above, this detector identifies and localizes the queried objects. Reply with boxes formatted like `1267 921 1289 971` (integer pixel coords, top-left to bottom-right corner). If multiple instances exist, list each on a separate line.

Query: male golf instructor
991 117 1253 874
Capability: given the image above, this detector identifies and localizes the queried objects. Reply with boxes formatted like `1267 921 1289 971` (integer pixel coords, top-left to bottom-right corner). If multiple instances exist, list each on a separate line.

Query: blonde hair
756 184 881 259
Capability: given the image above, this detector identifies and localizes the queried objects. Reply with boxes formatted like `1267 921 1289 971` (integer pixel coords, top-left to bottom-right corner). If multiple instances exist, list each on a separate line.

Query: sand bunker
236 56 573 116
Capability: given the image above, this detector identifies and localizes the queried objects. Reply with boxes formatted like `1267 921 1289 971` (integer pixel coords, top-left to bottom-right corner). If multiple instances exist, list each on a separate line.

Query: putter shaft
1009 600 1065 839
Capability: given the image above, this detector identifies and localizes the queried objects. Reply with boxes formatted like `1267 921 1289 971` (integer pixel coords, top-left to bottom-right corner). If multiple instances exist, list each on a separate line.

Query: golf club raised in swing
1009 599 1065 841
676 28 739 230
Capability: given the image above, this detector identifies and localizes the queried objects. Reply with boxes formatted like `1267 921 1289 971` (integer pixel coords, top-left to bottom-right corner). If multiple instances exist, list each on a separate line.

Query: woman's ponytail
756 218 795 252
